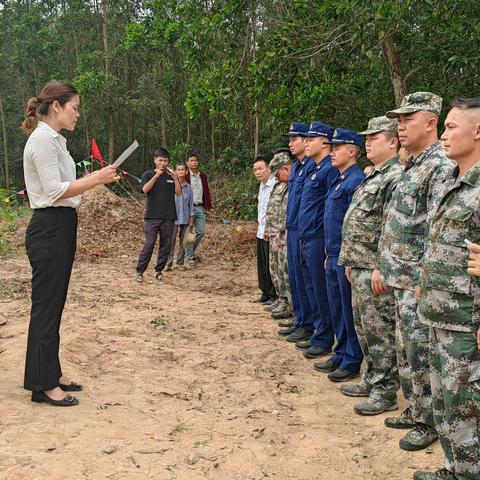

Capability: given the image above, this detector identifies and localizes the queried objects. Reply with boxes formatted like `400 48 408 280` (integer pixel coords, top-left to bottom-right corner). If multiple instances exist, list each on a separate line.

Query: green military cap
358 115 398 135
386 91 442 118
269 152 292 175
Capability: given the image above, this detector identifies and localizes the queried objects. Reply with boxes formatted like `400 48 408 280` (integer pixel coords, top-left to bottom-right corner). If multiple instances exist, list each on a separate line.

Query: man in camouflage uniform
264 151 293 321
338 116 404 415
414 97 480 480
379 92 456 450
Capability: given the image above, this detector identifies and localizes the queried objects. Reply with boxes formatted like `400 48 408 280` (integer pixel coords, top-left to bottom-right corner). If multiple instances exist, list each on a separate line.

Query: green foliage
210 170 258 221
0 188 30 256
1 0 479 220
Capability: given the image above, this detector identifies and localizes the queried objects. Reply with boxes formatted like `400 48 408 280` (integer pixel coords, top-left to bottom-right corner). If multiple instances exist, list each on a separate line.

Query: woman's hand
95 165 120 185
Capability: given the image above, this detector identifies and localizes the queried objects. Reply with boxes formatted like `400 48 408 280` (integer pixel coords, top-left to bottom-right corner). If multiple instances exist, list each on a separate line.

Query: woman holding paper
22 81 119 406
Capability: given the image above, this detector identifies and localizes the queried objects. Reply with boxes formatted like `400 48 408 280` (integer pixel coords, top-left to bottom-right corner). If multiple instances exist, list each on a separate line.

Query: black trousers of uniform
256 237 276 300
24 207 77 391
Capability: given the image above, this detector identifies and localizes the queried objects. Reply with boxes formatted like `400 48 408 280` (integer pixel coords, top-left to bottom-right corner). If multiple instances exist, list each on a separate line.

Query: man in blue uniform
314 129 365 382
278 123 317 342
294 122 337 358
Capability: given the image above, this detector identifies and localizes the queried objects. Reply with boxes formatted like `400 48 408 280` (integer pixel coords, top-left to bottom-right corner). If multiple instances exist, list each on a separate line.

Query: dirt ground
0 199 443 480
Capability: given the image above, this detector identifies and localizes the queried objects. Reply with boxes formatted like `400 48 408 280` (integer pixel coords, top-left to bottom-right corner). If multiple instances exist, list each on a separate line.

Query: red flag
91 138 104 166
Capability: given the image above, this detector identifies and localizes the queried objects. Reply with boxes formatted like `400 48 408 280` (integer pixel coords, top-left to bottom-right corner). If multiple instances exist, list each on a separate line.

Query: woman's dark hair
175 162 187 169
154 148 170 159
22 81 78 135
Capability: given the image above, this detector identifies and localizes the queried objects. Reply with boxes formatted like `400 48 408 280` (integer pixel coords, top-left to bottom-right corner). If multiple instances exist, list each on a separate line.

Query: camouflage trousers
430 327 480 480
393 287 433 426
269 233 291 306
350 268 399 398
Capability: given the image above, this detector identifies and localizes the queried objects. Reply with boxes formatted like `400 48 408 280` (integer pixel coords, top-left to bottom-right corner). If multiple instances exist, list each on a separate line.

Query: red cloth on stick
91 138 104 166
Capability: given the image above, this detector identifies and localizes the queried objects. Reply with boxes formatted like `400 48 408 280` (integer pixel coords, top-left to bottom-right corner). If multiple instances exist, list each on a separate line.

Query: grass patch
151 316 169 328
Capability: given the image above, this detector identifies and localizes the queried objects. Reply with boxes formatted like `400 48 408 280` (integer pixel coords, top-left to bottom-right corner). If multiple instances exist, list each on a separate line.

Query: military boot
399 423 438 451
264 299 280 312
272 307 294 320
270 298 287 314
340 382 371 397
413 468 458 480
353 395 398 416
384 406 415 429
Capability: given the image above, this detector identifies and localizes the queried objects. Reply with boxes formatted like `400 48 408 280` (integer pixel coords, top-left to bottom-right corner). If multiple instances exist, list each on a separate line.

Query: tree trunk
0 95 9 189
73 31 90 157
211 117 216 163
379 35 406 107
102 0 114 160
160 100 167 147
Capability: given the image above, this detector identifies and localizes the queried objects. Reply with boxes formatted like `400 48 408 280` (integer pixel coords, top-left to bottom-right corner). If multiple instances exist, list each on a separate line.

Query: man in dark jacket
185 153 213 266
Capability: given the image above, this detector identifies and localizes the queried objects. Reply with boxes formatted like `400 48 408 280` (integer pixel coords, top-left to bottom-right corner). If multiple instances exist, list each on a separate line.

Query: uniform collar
378 155 400 173
407 141 442 168
338 163 360 180
315 154 331 169
459 160 480 187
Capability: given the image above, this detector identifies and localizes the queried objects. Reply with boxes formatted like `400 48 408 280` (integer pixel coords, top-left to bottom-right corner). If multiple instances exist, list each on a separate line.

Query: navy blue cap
324 128 363 147
283 122 309 137
306 121 334 140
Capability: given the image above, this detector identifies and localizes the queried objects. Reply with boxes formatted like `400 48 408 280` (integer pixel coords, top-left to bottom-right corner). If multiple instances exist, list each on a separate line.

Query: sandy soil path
0 251 442 480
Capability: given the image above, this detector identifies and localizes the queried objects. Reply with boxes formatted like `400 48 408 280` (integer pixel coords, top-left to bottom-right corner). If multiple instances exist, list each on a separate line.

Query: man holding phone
135 148 181 282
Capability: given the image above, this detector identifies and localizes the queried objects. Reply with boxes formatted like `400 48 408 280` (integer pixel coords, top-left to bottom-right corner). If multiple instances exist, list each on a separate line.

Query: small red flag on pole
91 138 104 166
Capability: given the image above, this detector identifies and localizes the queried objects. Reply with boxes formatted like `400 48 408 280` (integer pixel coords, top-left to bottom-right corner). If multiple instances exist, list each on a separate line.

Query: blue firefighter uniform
298 122 337 350
284 123 316 333
324 129 365 374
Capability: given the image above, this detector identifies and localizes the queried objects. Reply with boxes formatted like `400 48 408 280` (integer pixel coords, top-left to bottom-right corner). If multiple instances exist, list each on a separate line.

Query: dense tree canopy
0 0 479 192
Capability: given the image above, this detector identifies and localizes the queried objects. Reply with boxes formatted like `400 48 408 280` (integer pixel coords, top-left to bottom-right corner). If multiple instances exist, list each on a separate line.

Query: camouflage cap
358 116 398 135
386 91 442 118
269 152 292 175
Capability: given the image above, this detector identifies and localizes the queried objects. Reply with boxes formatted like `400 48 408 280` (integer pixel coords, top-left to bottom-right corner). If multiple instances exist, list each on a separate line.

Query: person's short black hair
186 152 199 161
450 97 480 109
154 148 170 159
273 147 293 158
253 154 269 165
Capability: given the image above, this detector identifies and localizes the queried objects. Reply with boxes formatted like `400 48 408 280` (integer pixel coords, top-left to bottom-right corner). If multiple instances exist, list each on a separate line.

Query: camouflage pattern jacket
264 182 289 237
339 156 404 270
419 161 480 332
379 142 455 290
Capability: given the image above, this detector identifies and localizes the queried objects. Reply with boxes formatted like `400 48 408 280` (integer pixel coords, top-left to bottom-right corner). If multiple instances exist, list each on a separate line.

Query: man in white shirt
253 155 277 303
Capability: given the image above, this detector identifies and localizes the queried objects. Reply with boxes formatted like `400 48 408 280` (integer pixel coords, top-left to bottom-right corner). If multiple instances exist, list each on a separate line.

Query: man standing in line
314 129 365 382
278 122 317 342
294 122 337 358
264 151 293 318
253 155 277 304
185 153 212 266
414 97 480 480
135 148 181 282
379 92 455 451
338 116 404 414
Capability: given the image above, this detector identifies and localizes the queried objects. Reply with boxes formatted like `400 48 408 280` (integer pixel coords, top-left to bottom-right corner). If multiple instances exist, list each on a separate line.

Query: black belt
194 203 203 207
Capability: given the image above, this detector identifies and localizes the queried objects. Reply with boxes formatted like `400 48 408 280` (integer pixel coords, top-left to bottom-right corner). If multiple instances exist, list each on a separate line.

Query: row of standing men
254 92 480 480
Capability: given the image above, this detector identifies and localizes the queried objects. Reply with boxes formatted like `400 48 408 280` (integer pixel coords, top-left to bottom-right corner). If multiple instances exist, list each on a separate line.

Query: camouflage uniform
379 141 455 426
339 145 404 399
265 181 291 306
418 162 480 479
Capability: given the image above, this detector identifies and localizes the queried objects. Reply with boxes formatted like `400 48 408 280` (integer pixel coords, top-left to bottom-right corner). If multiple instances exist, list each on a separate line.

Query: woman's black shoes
59 381 83 392
31 390 79 406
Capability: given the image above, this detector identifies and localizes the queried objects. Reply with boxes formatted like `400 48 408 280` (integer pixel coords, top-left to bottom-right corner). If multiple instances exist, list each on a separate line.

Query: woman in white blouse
22 81 119 406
